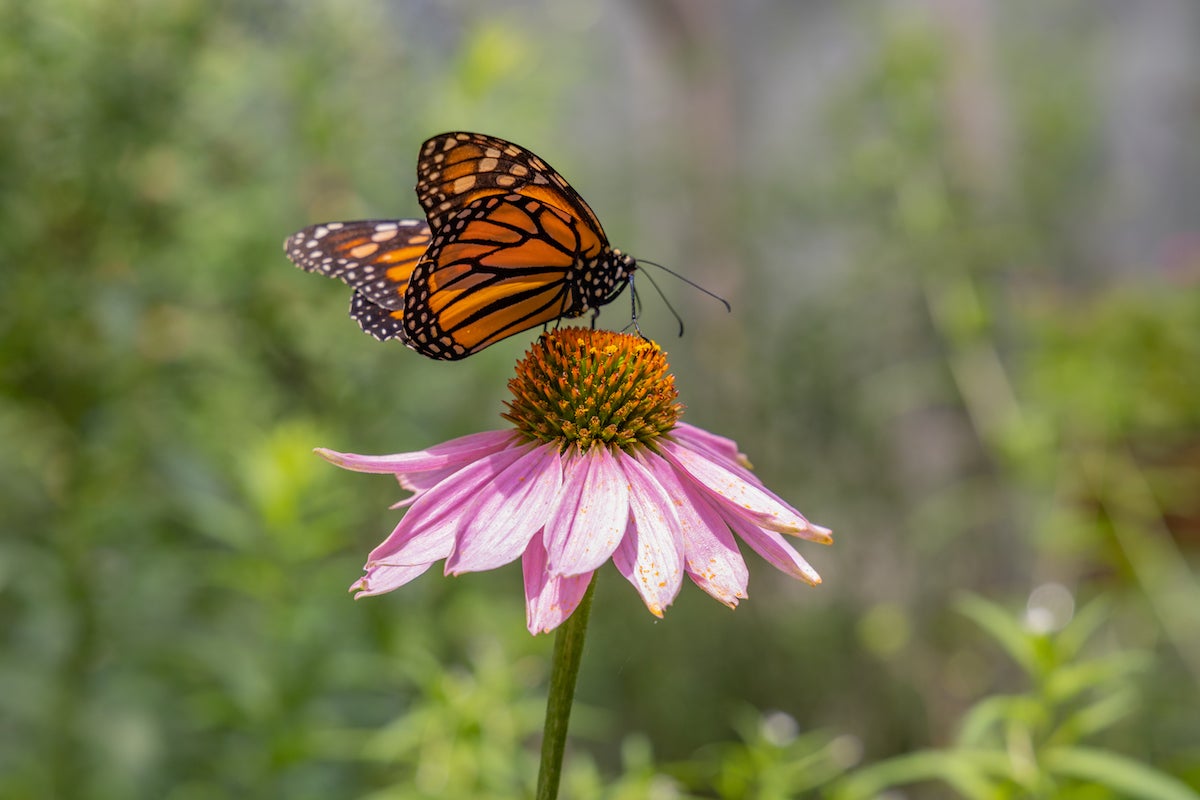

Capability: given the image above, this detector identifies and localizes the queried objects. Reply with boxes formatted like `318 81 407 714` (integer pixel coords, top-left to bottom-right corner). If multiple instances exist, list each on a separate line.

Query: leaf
832 749 999 800
1044 746 1200 800
1044 651 1150 705
1048 689 1140 746
1056 596 1113 662
957 694 1037 747
956 593 1038 676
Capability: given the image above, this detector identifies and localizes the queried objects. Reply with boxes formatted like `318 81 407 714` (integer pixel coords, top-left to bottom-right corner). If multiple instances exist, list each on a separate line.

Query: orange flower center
503 328 682 452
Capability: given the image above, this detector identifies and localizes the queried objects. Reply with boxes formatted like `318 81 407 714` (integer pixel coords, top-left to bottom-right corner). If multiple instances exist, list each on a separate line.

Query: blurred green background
3 1 1199 797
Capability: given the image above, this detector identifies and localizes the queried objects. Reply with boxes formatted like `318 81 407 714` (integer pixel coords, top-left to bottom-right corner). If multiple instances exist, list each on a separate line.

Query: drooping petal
446 443 564 574
367 444 528 565
316 430 517 475
644 454 749 607
660 439 833 542
611 453 684 617
351 562 435 598
396 465 463 496
543 445 629 577
670 423 762 485
727 513 823 586
387 465 477 509
522 531 594 635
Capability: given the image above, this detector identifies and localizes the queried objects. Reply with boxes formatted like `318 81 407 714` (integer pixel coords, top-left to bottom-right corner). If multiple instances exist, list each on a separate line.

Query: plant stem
535 575 597 800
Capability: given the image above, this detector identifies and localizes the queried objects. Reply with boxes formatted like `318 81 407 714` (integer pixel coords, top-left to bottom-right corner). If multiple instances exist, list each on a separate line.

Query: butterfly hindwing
283 219 431 310
401 194 609 360
349 290 406 342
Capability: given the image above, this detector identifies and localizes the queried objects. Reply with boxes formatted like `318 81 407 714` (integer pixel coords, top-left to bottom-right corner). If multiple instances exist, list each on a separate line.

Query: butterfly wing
348 290 406 341
402 193 608 360
416 132 608 240
283 219 431 310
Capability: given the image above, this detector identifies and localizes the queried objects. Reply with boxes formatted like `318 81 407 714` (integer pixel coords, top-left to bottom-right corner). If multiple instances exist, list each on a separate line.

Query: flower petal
660 439 832 542
351 562 435 597
543 445 629 576
446 443 564 574
611 453 684 617
647 456 749 607
522 531 594 635
672 424 744 474
367 444 528 565
316 430 517 474
727 513 823 586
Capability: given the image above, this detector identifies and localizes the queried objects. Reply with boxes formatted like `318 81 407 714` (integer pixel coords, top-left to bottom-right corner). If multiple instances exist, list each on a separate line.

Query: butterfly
283 132 637 360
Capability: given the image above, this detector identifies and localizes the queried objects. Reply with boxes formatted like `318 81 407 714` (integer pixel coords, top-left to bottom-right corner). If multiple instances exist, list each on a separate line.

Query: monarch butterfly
283 132 636 360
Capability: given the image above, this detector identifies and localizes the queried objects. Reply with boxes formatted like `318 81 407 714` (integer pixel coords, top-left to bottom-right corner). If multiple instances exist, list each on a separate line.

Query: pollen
503 327 682 452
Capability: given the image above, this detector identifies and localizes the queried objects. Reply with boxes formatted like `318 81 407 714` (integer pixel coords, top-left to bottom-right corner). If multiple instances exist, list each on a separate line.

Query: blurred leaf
1043 651 1149 707
1048 688 1141 746
957 694 1038 748
956 594 1038 676
1056 597 1115 664
1044 747 1200 800
832 749 999 800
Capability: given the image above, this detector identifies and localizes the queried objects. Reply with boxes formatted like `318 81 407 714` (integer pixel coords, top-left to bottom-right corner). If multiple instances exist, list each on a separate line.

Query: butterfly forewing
416 132 607 238
284 219 431 310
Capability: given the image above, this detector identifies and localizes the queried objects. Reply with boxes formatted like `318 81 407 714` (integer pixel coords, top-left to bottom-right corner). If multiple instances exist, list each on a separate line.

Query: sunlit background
3 1 1199 797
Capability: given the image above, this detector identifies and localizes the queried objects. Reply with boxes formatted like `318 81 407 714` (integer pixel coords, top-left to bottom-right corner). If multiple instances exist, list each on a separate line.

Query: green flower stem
536 575 597 800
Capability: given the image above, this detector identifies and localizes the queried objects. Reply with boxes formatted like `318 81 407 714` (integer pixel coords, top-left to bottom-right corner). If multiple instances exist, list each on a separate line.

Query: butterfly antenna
638 258 732 313
635 268 685 336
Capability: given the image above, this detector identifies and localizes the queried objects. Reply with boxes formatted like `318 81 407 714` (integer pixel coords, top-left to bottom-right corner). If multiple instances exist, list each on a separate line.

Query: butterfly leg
629 274 646 340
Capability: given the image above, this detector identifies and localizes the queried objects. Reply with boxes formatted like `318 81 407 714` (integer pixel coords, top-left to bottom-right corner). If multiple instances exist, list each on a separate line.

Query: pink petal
522 531 594 635
543 446 630 576
660 439 832 542
647 456 749 607
351 562 435 597
611 453 684 617
367 445 528 565
316 430 517 474
386 466 472 509
446 443 564 574
727 513 823 586
396 465 462 495
676 424 748 474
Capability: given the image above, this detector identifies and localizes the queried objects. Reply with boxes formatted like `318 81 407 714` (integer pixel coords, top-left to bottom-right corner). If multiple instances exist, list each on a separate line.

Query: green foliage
2 1 1198 798
832 596 1195 800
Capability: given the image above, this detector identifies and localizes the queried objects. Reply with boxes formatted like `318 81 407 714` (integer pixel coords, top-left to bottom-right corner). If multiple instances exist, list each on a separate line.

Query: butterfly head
579 248 636 311
612 249 637 274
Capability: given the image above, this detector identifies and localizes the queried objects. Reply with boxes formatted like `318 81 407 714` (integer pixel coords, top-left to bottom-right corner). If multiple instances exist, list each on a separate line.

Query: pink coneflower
318 327 832 635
